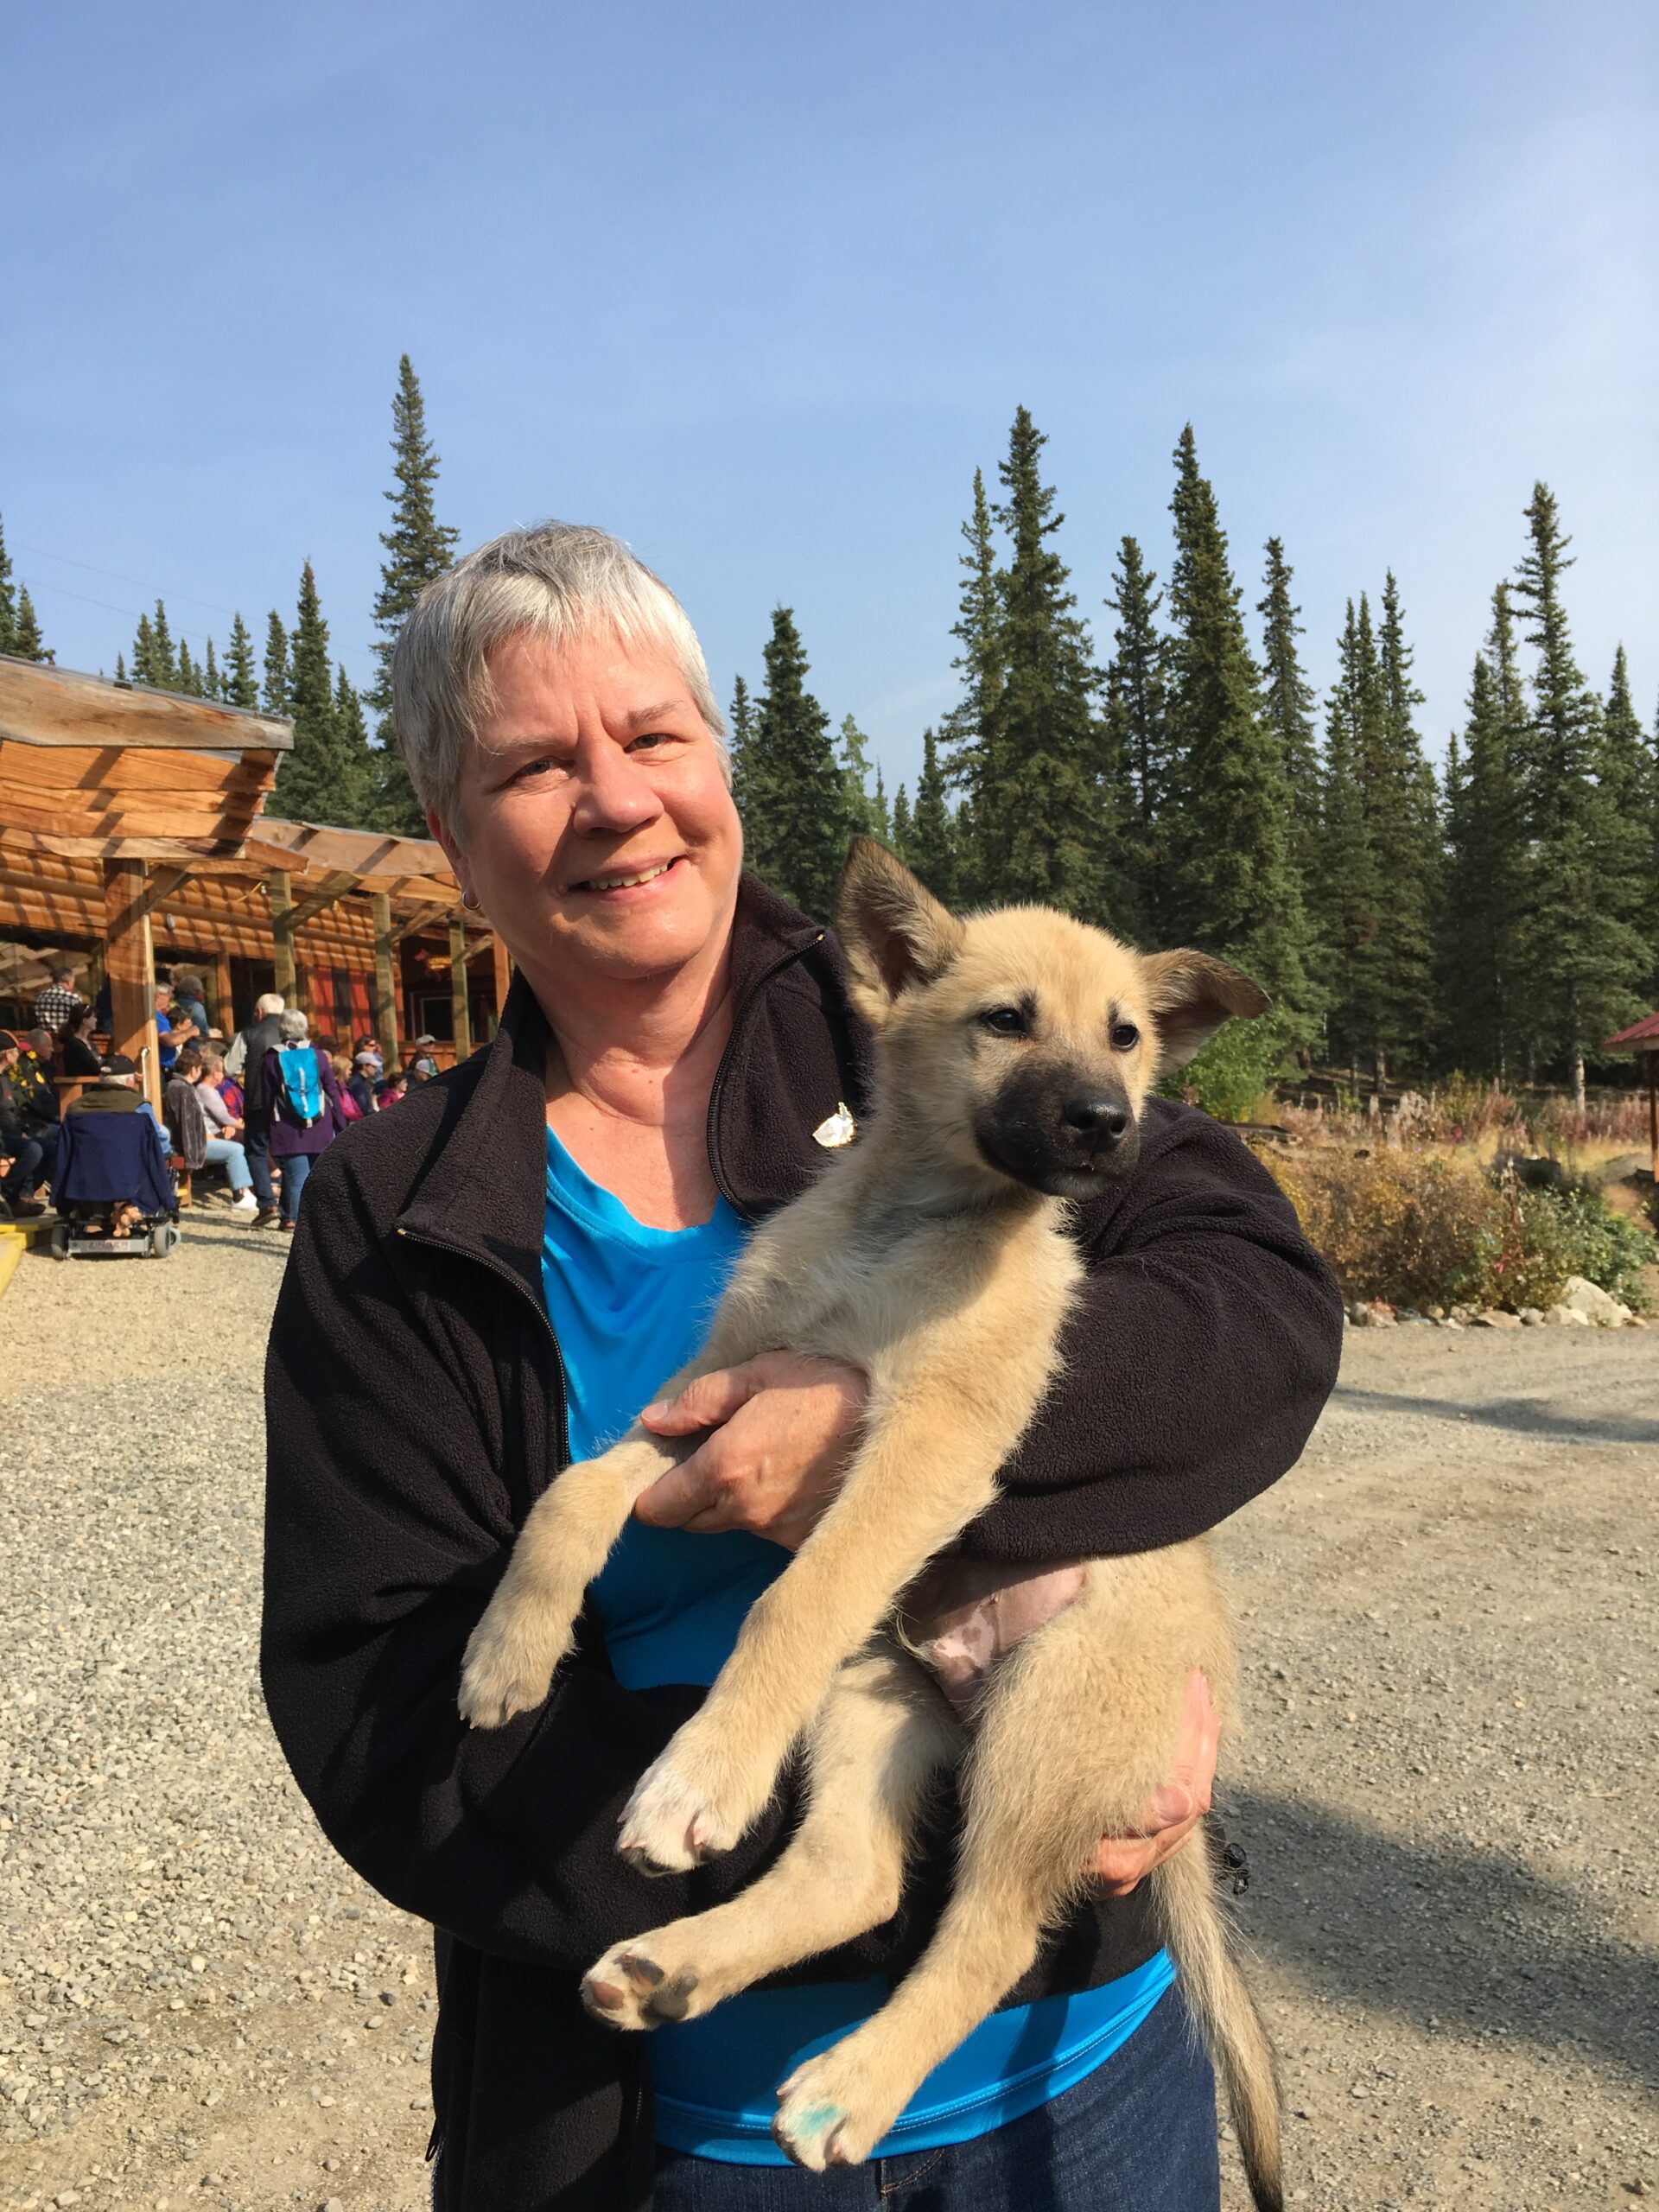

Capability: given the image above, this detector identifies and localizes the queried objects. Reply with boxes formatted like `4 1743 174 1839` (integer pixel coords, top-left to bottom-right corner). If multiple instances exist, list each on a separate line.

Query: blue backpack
276 1042 323 1127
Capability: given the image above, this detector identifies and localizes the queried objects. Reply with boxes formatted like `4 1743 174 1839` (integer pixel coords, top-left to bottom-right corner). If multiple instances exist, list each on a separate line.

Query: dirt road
0 1221 1654 2210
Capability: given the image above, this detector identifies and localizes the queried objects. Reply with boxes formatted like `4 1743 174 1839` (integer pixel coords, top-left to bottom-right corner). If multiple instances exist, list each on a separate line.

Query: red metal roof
1605 1010 1659 1049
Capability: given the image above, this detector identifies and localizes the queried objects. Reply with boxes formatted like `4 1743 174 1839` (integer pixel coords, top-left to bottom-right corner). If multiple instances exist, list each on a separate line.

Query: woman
60 1003 104 1079
262 524 1341 2212
262 1007 344 1230
175 1046 259 1214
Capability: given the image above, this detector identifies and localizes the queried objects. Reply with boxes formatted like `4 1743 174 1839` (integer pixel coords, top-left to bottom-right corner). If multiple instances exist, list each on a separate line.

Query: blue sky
7 0 1656 798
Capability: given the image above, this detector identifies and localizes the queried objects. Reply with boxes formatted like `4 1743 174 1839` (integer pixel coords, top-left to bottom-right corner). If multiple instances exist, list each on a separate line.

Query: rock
1352 1300 1398 1328
1491 1150 1567 1188
1561 1275 1633 1326
1548 1304 1592 1327
1472 1310 1522 1329
1518 1307 1545 1326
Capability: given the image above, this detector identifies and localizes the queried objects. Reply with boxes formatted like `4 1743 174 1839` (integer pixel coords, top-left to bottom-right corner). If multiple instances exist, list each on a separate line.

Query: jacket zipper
705 931 824 1214
394 1223 572 1471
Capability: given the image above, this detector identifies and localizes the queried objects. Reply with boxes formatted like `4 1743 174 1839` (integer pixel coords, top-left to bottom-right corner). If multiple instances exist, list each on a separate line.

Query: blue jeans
200 1136 251 1193
3 1124 59 1199
243 1116 275 1207
277 1150 311 1224
652 1985 1219 2212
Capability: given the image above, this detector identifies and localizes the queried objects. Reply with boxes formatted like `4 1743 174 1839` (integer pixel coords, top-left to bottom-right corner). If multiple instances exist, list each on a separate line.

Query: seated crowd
0 963 445 1233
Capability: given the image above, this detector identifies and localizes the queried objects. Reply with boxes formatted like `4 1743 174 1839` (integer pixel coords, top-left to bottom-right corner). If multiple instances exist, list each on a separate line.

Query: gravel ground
0 1211 1654 2211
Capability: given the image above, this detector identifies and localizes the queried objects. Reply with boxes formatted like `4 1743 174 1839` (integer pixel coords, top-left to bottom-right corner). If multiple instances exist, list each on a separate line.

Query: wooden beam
269 869 296 1007
141 865 194 919
392 900 452 944
492 935 512 1031
285 869 359 931
0 657 292 753
103 859 161 1116
370 892 401 1069
213 951 235 1037
448 917 473 1061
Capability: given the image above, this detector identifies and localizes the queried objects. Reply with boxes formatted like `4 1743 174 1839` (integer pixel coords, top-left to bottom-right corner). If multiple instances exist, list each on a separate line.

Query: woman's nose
568 746 664 835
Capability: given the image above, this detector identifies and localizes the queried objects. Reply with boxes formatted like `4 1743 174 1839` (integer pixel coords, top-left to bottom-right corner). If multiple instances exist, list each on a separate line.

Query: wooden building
0 656 510 1108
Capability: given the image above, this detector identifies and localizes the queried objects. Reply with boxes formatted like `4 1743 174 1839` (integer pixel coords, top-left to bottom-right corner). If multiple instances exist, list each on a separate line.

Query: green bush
1530 1186 1656 1312
1160 1015 1287 1124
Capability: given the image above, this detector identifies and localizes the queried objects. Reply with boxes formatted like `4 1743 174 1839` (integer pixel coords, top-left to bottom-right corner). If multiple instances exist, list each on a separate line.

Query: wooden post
103 859 161 1116
492 935 512 1033
212 951 235 1037
371 893 401 1068
269 870 296 1008
1646 1050 1658 1184
448 918 473 1061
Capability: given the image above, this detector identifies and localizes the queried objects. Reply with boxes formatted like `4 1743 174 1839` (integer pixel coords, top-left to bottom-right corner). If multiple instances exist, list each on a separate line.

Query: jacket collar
392 873 834 1305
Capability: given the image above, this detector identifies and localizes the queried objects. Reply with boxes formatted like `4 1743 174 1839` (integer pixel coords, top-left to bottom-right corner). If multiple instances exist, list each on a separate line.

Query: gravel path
0 1217 1654 2211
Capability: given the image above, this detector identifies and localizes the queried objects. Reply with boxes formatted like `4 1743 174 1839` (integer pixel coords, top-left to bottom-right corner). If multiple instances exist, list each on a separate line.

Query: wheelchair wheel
146 1223 180 1259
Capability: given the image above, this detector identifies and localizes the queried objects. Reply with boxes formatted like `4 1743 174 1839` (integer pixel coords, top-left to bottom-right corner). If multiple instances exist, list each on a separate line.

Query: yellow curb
0 1226 24 1301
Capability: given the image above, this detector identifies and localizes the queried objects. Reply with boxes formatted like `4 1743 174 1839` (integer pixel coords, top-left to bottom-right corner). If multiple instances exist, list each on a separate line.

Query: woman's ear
835 839 965 1026
1138 950 1270 1069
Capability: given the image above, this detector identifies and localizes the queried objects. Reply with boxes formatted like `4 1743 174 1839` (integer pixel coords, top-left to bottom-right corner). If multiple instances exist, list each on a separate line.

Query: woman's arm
261 1147 832 1980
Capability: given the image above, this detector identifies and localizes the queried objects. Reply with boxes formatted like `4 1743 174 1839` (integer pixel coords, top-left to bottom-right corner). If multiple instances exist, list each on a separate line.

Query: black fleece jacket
261 874 1342 2212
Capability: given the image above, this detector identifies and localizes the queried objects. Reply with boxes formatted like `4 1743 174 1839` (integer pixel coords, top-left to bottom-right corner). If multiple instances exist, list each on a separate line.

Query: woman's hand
633 1352 867 1550
1088 1668 1220 1896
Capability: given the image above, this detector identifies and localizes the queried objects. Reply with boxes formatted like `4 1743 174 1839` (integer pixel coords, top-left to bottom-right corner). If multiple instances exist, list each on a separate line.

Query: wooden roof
1605 1010 1659 1051
0 653 290 861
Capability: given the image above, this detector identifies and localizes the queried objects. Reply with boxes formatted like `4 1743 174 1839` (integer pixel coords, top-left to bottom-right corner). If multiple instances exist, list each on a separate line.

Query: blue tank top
540 1125 1173 2163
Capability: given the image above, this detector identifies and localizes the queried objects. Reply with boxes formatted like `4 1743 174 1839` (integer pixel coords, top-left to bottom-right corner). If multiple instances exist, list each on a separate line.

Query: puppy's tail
1154 1838 1283 2212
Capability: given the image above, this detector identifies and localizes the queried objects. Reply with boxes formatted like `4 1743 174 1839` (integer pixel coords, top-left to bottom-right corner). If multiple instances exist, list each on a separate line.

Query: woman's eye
979 1006 1027 1038
1110 1021 1141 1052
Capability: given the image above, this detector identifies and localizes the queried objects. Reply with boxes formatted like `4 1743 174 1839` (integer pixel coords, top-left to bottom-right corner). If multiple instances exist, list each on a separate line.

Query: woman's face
435 627 743 996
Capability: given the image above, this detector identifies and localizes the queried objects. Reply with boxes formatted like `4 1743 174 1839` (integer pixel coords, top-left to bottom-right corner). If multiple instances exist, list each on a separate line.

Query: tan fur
459 841 1282 2208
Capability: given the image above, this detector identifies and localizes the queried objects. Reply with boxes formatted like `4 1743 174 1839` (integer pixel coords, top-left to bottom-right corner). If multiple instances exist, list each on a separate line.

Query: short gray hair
391 521 727 826
255 992 285 1018
277 1010 309 1042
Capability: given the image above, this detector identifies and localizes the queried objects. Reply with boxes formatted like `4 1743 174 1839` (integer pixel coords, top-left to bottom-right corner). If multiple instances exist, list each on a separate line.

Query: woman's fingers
640 1363 766 1435
1087 1670 1220 1895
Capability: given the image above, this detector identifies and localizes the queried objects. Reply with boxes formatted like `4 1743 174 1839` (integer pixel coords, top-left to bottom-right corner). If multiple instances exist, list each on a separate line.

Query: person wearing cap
68 1053 163 1119
0 1030 50 1217
346 1052 380 1119
3 1029 62 1211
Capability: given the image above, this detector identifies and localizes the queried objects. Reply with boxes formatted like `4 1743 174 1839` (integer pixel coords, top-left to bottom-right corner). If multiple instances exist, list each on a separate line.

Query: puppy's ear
1140 950 1270 1070
835 838 965 1025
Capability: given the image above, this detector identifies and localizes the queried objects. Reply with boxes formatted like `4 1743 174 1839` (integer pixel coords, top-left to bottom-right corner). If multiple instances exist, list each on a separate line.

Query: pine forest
3 379 1655 1101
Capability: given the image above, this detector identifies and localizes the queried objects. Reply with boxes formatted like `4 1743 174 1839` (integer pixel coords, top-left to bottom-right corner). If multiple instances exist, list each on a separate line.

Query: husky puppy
461 840 1284 2209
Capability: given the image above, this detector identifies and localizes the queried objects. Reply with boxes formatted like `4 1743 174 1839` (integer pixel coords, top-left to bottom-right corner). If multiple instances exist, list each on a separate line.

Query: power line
13 539 241 620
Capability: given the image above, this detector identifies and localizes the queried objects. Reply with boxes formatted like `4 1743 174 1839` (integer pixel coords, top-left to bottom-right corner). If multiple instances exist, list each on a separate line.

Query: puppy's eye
1109 1021 1141 1052
978 1006 1028 1038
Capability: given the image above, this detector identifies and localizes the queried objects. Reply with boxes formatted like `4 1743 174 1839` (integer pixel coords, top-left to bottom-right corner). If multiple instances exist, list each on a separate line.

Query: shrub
1530 1186 1656 1312
1160 1015 1287 1125
1266 1149 1500 1311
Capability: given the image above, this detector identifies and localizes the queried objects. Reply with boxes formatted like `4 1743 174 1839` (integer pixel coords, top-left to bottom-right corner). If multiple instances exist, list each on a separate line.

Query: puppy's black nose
1060 1095 1130 1146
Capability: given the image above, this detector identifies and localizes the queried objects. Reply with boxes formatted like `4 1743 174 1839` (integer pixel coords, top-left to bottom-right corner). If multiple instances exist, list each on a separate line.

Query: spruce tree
224 613 258 709
334 666 374 821
905 728 958 906
131 613 158 686
1510 483 1648 1103
0 518 17 653
741 607 855 919
1103 535 1169 942
1601 645 1659 997
369 355 461 835
12 586 51 664
149 601 178 690
1256 539 1323 941
1313 601 1384 1077
263 613 290 719
969 407 1107 917
890 783 913 860
274 564 366 826
837 714 887 837
941 467 1004 899
1440 641 1526 1079
1162 427 1312 1012
175 638 200 697
871 765 892 844
1366 572 1440 1073
201 638 220 702
728 673 757 824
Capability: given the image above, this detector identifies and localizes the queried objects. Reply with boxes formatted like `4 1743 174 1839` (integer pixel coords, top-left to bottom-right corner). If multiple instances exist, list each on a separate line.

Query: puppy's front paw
456 1599 573 1730
582 1939 703 2031
773 2037 906 2171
